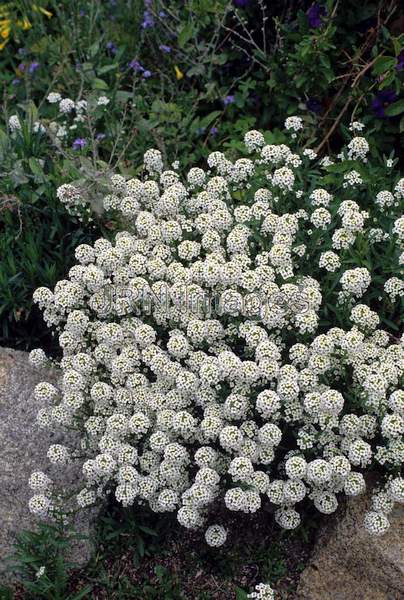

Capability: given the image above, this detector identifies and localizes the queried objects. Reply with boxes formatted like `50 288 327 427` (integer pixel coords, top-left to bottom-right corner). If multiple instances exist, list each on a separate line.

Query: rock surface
0 347 94 581
297 490 404 600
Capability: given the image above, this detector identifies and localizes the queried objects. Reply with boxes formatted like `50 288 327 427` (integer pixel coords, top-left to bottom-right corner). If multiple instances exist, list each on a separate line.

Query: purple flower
210 127 218 136
29 62 40 74
129 59 144 72
233 0 250 6
159 44 171 53
306 97 323 114
72 138 87 150
159 10 167 18
307 3 327 28
396 50 404 71
79 9 86 17
371 90 397 118
96 133 106 141
142 70 152 78
142 9 154 29
223 95 235 106
12 78 21 86
106 41 117 55
18 62 26 72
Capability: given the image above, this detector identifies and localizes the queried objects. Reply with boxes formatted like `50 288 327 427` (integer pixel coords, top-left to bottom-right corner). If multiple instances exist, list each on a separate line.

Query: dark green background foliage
0 0 403 350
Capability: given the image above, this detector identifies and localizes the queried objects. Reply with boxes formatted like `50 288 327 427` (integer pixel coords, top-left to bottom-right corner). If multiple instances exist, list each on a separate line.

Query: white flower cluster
8 114 45 135
284 116 303 138
248 583 275 600
45 92 110 140
29 123 404 542
56 183 92 219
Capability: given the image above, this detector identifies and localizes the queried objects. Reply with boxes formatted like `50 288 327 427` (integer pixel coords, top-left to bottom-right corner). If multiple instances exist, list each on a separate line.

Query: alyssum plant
28 118 403 546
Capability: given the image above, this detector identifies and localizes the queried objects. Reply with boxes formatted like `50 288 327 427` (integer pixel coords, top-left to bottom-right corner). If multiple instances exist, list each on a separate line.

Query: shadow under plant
3 499 318 600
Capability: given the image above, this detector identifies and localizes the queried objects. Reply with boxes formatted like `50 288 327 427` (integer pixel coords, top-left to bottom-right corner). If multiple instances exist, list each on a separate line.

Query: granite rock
297 489 404 600
0 347 94 581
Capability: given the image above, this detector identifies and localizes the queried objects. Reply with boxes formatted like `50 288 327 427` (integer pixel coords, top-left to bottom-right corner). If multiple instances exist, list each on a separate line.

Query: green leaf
378 71 396 89
325 160 357 173
98 64 118 74
385 99 404 117
136 535 145 557
70 585 93 600
138 525 158 536
89 40 100 58
178 23 193 48
115 90 133 103
392 36 402 57
92 78 109 90
28 158 44 178
0 127 8 146
372 56 396 75
154 565 167 580
187 64 206 77
200 110 222 128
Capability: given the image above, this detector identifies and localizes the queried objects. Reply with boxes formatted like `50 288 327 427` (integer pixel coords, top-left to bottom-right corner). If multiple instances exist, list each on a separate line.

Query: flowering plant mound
29 119 403 543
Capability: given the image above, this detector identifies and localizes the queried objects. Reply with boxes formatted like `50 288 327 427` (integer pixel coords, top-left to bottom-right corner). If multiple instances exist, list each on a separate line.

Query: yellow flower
174 65 184 80
0 19 11 39
0 3 51 51
33 4 53 18
17 18 32 30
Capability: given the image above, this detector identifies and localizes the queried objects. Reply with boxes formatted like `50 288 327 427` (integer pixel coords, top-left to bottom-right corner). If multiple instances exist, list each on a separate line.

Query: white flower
363 511 390 535
275 507 301 529
349 121 365 132
248 582 275 600
389 477 404 503
313 491 338 514
343 170 363 187
47 92 62 103
59 98 75 113
97 96 110 106
340 267 371 297
35 566 46 579
244 130 265 152
29 471 52 492
347 136 369 160
47 444 70 465
29 348 48 368
29 494 53 517
319 251 340 272
8 115 21 131
272 166 295 191
284 116 303 132
144 148 164 174
205 524 227 546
